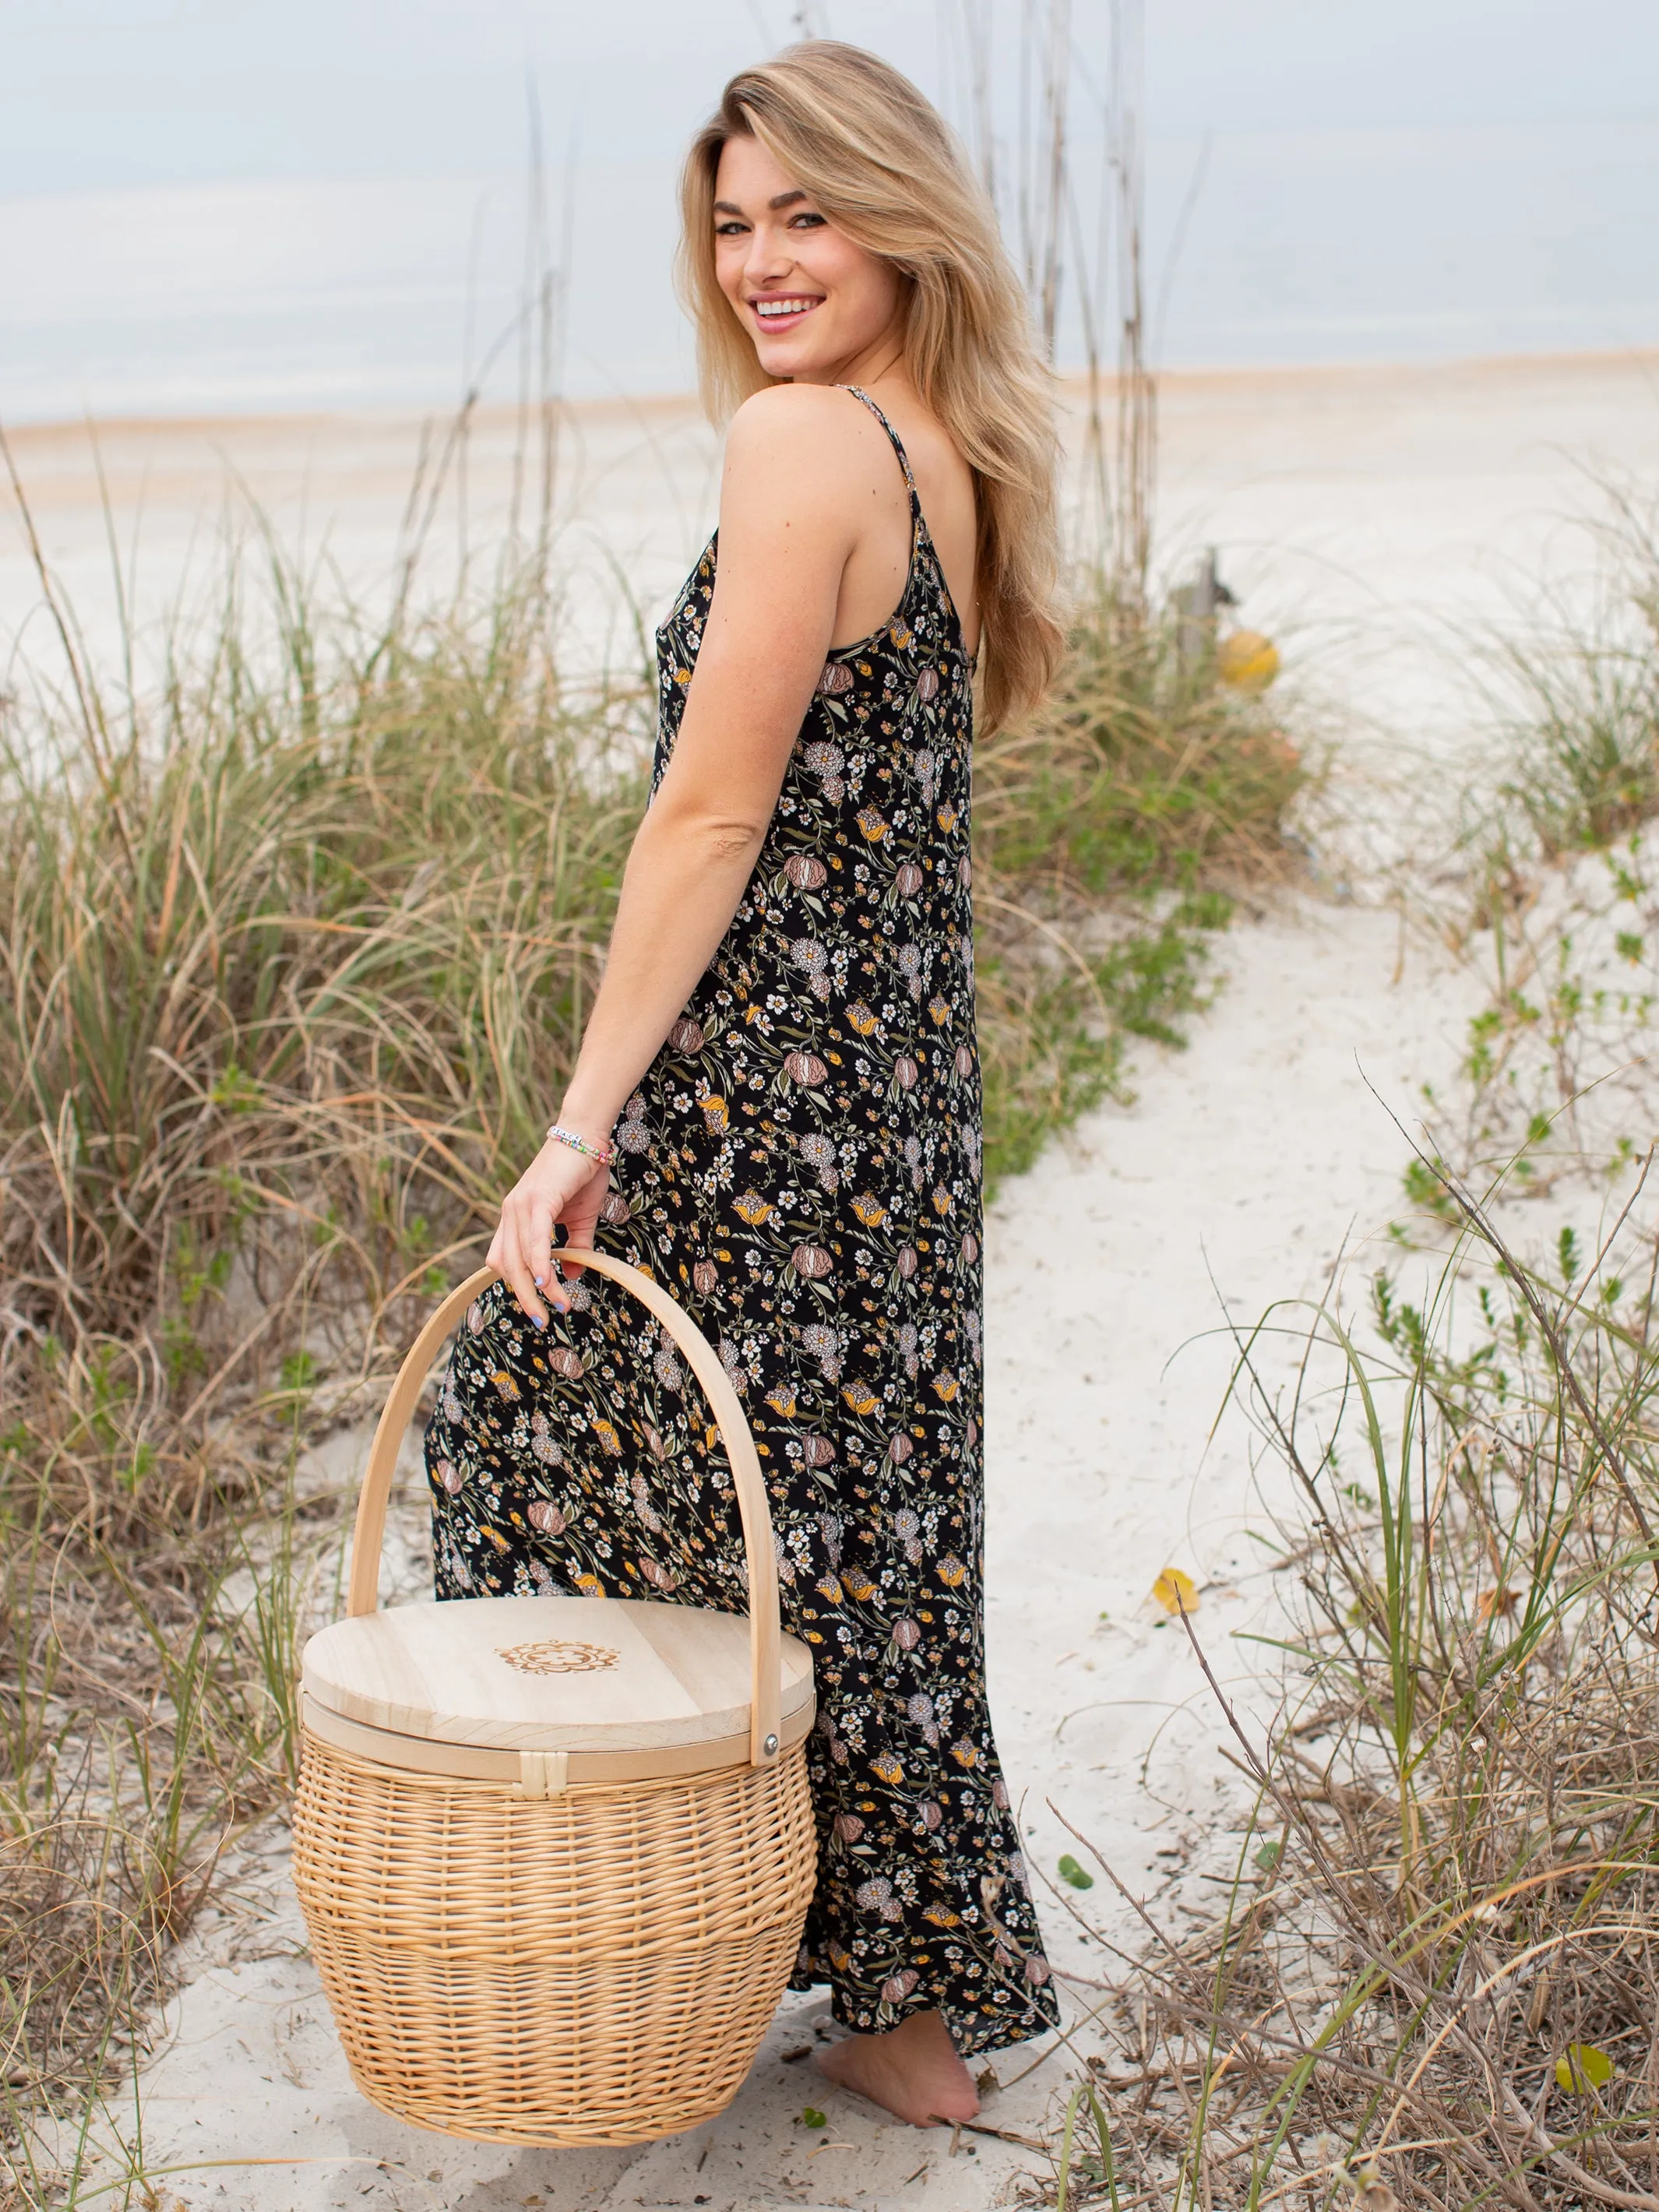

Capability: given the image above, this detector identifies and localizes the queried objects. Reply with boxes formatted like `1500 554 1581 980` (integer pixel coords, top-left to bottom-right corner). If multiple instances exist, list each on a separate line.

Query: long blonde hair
678 42 1065 733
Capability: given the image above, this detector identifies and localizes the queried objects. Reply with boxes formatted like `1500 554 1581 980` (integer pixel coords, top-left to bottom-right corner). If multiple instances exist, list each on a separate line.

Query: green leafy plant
1043 1159 1659 2209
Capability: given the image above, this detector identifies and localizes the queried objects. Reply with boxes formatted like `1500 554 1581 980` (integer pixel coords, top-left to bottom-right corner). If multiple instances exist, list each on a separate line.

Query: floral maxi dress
425 387 1059 2056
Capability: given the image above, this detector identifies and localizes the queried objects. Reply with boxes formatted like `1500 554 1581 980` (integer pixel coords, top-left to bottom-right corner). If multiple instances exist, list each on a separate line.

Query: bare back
826 387 981 658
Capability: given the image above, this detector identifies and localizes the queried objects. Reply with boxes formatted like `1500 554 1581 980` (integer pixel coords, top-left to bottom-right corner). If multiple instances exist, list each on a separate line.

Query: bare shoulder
723 384 892 505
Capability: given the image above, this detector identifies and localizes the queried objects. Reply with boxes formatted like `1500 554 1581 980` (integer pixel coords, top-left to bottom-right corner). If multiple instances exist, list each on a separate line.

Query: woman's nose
744 223 793 285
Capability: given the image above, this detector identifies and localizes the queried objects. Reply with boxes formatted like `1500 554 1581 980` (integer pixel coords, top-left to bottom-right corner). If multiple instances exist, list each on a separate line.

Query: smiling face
712 132 906 385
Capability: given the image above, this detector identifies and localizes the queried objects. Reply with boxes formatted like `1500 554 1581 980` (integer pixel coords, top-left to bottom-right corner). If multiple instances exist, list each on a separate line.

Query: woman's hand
486 1136 611 1329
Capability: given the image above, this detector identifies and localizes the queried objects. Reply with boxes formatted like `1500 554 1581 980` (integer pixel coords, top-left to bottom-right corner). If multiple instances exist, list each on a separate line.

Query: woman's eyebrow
711 190 809 217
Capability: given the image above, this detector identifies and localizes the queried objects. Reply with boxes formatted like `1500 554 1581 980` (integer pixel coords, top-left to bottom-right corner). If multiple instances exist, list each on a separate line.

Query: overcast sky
7 0 1655 198
4 3 1656 418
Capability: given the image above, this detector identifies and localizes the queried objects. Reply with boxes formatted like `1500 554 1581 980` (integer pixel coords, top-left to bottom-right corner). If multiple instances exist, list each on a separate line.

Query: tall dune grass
1032 492 1659 2212
0 479 1301 2195
0 543 653 2197
1042 1171 1659 2212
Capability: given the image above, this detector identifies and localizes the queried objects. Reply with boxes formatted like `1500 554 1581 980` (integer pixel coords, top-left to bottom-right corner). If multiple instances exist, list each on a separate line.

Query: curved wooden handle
347 1256 784 1767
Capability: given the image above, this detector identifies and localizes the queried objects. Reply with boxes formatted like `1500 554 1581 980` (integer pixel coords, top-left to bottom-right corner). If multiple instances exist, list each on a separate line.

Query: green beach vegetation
0 446 1299 2197
1036 494 1659 2212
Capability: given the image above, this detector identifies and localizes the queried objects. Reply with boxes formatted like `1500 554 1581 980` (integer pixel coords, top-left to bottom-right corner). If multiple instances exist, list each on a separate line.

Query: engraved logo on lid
496 1639 620 1676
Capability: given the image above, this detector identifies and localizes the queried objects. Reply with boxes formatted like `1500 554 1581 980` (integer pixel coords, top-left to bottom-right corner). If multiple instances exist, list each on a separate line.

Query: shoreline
4 341 1657 449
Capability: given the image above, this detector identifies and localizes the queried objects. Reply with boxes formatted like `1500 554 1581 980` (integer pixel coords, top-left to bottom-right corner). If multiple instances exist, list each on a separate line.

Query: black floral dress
425 388 1058 2056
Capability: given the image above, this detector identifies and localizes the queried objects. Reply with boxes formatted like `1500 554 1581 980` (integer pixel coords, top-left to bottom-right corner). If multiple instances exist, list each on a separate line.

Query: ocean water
1 114 1656 426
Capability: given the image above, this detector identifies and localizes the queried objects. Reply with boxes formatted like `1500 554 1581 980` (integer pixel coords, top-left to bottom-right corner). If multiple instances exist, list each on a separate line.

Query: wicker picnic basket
291 1252 818 2147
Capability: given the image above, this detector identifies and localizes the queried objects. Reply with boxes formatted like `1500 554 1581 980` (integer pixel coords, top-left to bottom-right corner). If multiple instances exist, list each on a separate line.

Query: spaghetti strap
841 383 918 495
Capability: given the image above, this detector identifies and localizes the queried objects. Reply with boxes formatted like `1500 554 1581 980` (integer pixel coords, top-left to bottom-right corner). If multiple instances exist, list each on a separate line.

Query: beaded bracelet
545 1123 616 1170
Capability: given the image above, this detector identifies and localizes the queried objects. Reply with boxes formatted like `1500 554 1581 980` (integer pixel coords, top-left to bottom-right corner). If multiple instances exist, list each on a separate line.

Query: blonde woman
426 42 1065 2127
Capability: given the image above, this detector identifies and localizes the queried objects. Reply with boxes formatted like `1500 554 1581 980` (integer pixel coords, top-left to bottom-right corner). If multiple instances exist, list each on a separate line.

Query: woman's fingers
525 1195 572 1315
486 1155 604 1322
557 1168 608 1279
497 1205 548 1330
560 1173 607 1272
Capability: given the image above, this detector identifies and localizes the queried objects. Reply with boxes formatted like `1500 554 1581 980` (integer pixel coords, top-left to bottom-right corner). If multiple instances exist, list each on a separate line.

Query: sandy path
102 899 1481 2212
10 354 1638 2207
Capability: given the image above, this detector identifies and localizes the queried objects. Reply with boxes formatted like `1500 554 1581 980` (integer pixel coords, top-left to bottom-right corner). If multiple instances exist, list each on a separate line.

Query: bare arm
489 386 872 1326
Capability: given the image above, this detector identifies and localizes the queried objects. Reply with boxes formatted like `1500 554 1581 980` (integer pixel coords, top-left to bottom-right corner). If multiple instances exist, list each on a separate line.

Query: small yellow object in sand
1217 628 1280 692
1151 1567 1200 1616
1555 2041 1615 2094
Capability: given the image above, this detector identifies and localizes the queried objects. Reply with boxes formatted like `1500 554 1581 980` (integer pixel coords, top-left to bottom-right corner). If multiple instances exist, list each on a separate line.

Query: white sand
8 354 1647 2209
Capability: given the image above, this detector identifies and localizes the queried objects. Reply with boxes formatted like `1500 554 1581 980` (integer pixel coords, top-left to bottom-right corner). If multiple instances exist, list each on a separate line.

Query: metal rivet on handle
763 1733 779 1756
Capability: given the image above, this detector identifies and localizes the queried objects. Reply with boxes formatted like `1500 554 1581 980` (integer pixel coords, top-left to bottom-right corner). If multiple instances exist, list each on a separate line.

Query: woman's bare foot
815 2009 979 2127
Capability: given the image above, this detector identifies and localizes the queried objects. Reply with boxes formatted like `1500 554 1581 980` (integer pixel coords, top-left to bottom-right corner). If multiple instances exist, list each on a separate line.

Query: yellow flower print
847 1002 879 1034
928 995 951 1026
937 803 959 833
889 621 914 648
931 1185 952 1215
766 1385 798 1418
949 1738 980 1767
574 1573 604 1595
842 1382 879 1416
700 1094 728 1131
816 1573 844 1603
843 1572 877 1600
856 807 889 842
924 1907 962 1928
489 1370 522 1400
937 1552 967 1583
674 666 692 685
592 1419 623 1456
734 1191 773 1224
932 1373 960 1404
871 1752 904 1784
851 1192 887 1227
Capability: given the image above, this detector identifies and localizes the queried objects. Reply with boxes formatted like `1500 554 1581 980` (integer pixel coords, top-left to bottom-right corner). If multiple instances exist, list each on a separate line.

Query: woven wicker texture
294 1257 818 2144
294 1731 817 2143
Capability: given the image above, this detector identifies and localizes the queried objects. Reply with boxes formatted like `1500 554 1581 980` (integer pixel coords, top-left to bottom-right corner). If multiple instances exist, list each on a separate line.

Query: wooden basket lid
301 1594 815 1754
345 1257 794 1770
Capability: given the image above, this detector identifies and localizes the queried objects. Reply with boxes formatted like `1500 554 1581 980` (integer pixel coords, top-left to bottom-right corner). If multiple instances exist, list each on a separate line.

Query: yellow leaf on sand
1555 2041 1615 2094
1151 1568 1199 1617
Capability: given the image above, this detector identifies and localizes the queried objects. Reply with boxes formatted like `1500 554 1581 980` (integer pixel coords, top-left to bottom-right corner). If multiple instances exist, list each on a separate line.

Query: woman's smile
748 291 824 330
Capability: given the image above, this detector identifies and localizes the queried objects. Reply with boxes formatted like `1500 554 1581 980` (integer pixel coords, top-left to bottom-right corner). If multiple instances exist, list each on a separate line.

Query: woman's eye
790 212 826 229
715 221 748 238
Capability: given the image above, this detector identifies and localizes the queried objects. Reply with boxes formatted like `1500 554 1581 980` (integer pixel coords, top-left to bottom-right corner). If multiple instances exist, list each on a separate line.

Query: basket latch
516 1751 570 1798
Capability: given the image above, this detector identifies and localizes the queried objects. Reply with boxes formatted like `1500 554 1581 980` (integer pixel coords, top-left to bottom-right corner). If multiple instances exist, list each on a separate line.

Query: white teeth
756 298 817 318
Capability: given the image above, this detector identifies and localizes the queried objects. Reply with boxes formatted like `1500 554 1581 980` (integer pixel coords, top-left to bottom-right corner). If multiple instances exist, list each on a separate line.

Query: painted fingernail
534 1313 547 1330
534 1273 545 1287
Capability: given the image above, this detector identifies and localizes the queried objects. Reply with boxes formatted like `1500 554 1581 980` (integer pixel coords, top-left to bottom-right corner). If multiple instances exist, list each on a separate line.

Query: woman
424 41 1065 2129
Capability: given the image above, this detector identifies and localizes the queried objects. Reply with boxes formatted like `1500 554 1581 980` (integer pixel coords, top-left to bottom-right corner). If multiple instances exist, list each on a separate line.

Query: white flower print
801 1322 844 1380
